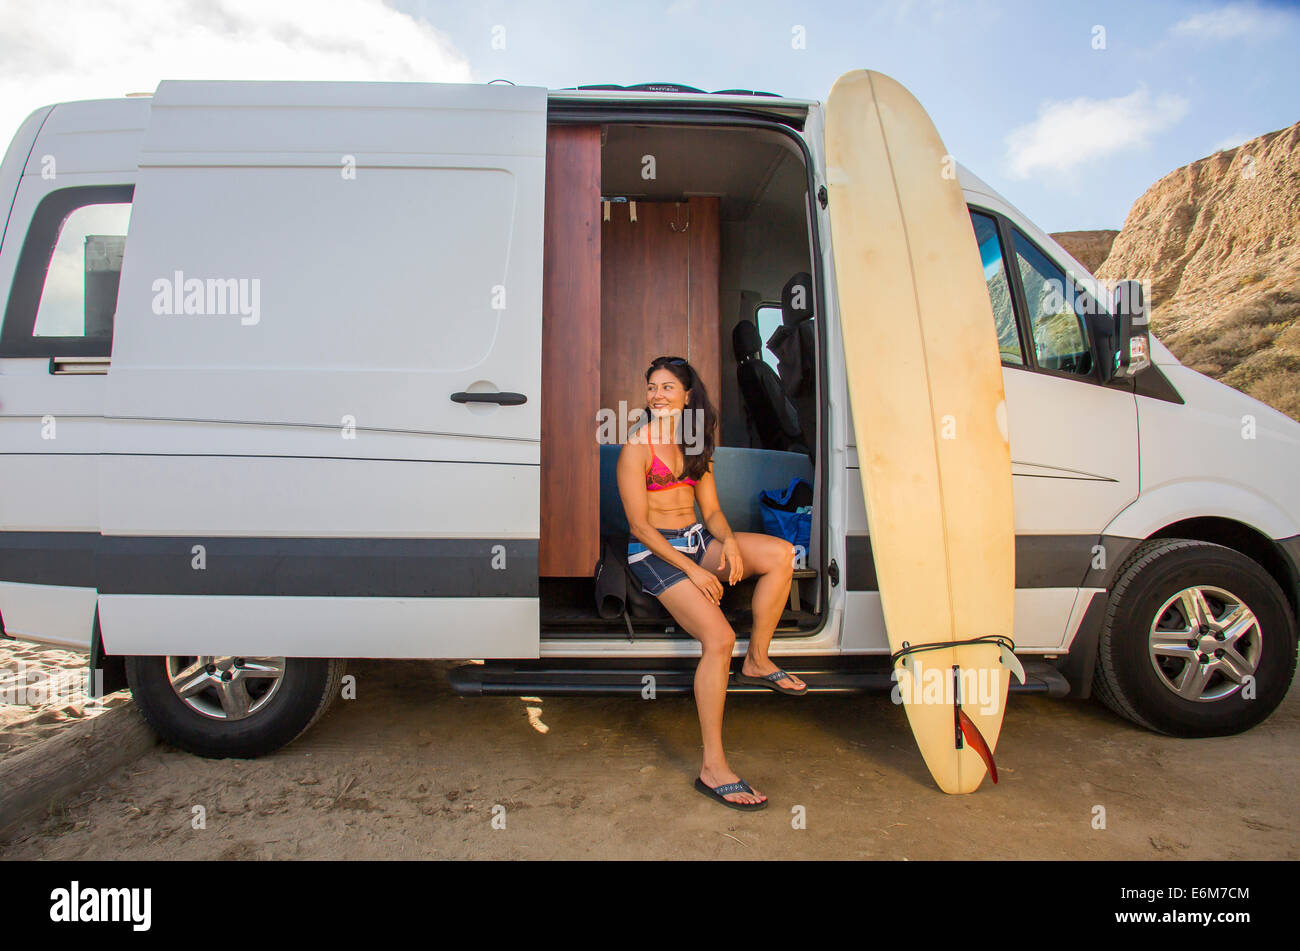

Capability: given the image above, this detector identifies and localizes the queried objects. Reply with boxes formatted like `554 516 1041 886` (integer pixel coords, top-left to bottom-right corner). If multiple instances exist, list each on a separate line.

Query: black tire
1094 539 1298 737
125 655 346 758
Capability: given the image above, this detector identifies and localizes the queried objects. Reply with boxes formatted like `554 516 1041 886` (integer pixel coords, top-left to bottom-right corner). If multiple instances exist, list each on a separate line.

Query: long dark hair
643 355 717 482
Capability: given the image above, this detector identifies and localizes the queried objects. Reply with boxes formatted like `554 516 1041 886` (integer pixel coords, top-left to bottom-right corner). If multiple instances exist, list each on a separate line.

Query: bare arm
694 462 744 584
692 461 733 544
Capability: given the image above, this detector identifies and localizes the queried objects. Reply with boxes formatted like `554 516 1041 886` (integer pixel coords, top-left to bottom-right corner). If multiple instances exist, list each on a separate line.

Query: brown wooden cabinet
540 126 601 577
540 128 721 578
600 197 720 418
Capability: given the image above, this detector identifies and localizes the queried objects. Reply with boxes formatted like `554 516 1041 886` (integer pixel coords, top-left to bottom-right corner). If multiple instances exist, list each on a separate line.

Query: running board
447 660 1070 698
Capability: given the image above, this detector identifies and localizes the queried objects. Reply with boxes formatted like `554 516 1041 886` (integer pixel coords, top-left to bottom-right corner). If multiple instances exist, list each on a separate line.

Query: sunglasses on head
650 356 689 370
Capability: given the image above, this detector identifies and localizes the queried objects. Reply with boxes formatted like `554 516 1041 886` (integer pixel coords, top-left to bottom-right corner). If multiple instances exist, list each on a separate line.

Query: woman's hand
717 536 744 585
687 564 724 605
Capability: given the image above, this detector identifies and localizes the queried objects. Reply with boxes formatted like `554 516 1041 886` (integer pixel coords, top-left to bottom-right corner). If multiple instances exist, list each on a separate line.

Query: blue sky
3 0 1297 232
400 0 1300 231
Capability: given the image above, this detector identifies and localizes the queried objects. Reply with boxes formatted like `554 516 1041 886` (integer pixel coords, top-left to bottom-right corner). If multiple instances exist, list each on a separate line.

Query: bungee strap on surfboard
890 635 1023 785
888 633 1017 668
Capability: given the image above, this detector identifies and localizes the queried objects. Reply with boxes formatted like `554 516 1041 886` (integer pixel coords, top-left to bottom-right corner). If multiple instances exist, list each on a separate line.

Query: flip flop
734 667 808 695
694 776 768 811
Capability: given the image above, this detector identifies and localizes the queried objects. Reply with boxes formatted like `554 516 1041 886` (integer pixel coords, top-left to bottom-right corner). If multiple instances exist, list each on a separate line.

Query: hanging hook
669 202 690 232
600 195 629 223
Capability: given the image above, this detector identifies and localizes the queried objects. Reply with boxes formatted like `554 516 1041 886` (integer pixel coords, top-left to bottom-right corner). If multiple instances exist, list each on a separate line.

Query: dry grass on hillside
1157 285 1300 419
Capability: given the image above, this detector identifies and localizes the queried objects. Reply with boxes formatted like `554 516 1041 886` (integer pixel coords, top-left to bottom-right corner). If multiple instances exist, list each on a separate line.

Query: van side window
0 185 133 358
754 304 783 372
1011 229 1093 376
967 210 1024 366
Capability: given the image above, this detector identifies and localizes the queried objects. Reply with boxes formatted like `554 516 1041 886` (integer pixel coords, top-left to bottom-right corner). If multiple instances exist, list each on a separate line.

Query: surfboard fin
957 708 998 784
999 643 1026 685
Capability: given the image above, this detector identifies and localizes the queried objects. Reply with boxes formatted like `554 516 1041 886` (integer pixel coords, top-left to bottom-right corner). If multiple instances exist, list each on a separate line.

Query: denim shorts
627 522 716 596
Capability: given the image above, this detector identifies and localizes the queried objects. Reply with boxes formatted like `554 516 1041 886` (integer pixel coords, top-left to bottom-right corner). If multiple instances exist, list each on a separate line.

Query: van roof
30 83 817 128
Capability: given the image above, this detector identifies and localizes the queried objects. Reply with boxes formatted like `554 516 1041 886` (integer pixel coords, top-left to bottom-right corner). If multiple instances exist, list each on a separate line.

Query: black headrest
782 272 813 326
732 319 762 361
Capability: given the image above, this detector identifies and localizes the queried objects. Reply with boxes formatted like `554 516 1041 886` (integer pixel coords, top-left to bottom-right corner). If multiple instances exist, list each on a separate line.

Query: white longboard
824 70 1019 794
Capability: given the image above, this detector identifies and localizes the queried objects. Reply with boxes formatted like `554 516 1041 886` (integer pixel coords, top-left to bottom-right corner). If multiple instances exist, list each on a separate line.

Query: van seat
598 444 813 536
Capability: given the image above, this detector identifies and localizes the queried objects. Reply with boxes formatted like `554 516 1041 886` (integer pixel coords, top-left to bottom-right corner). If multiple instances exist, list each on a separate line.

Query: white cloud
0 0 472 146
1172 2 1298 40
1004 87 1189 180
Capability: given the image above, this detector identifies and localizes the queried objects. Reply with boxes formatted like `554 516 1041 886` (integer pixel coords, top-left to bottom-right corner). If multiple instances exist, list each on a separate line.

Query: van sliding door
99 81 546 659
0 100 148 647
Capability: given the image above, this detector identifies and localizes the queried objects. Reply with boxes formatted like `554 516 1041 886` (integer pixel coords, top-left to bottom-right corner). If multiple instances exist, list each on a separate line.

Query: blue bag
758 476 812 552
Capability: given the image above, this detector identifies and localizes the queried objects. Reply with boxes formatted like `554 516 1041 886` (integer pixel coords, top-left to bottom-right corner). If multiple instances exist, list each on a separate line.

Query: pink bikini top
645 444 698 491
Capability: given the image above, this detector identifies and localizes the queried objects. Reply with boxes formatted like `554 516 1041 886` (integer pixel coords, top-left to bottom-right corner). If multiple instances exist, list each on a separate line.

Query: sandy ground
1 656 1297 860
0 640 131 760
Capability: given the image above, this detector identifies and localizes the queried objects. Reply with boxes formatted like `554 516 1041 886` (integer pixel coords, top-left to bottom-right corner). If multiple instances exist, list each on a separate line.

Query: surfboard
824 70 1020 794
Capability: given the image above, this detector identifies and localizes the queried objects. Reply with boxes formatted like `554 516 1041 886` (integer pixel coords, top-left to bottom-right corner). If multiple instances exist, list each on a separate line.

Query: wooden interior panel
540 126 601 577
600 202 688 414
600 198 721 421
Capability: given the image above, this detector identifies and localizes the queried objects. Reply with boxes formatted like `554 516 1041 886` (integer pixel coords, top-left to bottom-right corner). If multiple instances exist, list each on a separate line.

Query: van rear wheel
125 655 346 758
1093 539 1297 737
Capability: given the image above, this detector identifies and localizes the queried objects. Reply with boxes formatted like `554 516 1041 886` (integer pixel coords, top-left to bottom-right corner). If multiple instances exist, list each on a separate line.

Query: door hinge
817 185 828 209
828 558 840 586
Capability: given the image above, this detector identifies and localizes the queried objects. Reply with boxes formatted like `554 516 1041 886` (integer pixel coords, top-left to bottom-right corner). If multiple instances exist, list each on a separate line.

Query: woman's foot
741 654 806 692
699 763 766 806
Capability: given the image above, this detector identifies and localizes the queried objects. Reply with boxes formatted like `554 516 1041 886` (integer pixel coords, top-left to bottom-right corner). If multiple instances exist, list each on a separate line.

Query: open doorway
539 120 821 639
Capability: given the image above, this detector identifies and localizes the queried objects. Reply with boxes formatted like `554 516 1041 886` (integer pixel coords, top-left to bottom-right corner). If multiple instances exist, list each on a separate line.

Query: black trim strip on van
844 533 1142 591
0 531 98 588
0 532 538 598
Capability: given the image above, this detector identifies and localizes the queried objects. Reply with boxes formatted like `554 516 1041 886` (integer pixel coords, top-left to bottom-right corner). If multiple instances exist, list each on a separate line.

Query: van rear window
0 185 133 358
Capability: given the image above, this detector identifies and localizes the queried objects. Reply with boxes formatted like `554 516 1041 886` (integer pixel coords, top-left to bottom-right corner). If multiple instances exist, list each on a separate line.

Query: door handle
450 391 527 406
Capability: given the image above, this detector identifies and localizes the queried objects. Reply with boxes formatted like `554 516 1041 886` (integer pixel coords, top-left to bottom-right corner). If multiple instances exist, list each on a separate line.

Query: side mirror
1108 279 1151 380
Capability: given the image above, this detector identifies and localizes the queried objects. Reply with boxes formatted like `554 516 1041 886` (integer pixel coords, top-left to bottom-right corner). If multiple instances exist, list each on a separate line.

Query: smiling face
646 367 689 420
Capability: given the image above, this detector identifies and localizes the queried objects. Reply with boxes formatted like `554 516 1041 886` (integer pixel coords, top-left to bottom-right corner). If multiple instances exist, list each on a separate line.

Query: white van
1 79 1296 758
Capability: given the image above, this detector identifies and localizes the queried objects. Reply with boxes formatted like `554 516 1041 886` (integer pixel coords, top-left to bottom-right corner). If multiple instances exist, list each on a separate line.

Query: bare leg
701 532 803 691
656 578 766 805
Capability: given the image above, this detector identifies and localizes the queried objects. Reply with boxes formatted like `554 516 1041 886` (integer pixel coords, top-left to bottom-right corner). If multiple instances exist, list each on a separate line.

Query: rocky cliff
1095 121 1300 418
1049 230 1119 273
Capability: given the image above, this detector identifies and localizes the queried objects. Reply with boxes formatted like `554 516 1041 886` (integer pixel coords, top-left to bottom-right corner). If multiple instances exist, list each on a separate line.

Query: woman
616 355 805 812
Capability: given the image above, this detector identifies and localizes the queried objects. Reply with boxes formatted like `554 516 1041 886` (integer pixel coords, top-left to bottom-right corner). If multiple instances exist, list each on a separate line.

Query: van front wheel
125 655 346 758
1093 539 1297 737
